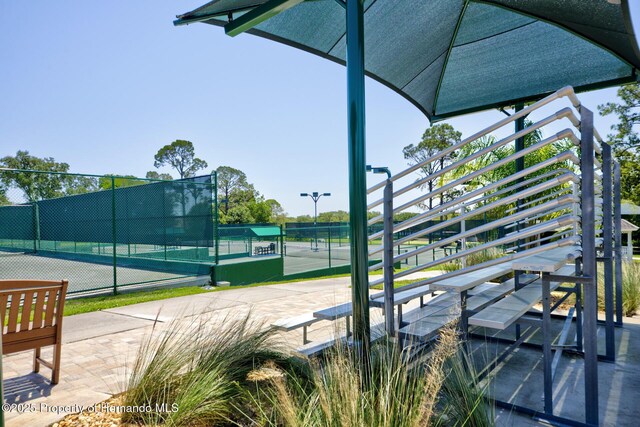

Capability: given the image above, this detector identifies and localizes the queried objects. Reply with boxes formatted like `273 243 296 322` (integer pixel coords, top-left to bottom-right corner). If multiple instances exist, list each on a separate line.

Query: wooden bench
1 280 68 384
271 313 324 344
469 265 575 330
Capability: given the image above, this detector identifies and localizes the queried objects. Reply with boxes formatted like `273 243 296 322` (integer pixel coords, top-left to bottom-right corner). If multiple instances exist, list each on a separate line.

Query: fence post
111 177 118 295
328 226 332 269
213 172 219 265
579 105 598 425
32 202 40 254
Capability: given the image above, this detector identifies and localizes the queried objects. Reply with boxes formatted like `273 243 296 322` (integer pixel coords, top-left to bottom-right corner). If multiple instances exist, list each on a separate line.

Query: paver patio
2 272 639 426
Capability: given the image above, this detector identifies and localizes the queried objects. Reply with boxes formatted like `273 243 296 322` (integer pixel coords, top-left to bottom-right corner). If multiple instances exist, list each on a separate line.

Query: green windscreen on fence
36 175 214 247
0 170 216 294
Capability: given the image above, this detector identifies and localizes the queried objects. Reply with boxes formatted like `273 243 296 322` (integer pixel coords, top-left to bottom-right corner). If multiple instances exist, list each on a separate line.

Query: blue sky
1 1 639 216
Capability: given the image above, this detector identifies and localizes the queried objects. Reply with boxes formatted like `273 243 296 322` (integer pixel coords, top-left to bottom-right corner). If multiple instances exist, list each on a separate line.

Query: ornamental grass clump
122 313 307 426
257 326 494 427
622 260 640 316
123 312 493 426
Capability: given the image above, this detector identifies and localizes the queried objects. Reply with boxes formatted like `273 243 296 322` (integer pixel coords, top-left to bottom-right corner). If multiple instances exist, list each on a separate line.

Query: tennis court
0 250 199 294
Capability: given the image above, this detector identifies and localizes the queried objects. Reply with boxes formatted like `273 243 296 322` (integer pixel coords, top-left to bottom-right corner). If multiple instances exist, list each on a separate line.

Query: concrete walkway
2 273 639 426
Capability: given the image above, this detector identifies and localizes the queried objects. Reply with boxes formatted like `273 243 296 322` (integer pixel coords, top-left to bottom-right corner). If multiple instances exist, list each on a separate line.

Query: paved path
2 271 640 427
1 272 437 426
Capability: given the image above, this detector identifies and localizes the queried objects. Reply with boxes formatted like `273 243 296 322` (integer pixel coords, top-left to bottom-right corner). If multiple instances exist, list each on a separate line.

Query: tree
98 175 145 190
65 176 99 195
317 210 350 223
215 166 251 215
615 149 640 205
403 124 462 209
145 171 173 181
598 83 639 152
154 140 208 179
0 151 70 201
0 181 9 205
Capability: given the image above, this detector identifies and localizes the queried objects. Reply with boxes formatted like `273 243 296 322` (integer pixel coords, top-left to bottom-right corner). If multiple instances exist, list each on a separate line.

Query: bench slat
32 290 46 329
313 302 352 320
469 265 575 330
512 246 581 272
20 290 35 331
272 313 321 331
370 284 432 307
429 262 513 293
44 290 57 327
0 294 8 327
7 292 21 333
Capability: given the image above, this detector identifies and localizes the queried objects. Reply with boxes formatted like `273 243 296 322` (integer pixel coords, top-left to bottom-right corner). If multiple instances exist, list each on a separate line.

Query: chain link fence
0 169 216 294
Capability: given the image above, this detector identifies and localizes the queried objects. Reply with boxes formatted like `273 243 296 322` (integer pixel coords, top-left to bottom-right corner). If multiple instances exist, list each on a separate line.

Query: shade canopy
175 0 640 121
249 226 282 237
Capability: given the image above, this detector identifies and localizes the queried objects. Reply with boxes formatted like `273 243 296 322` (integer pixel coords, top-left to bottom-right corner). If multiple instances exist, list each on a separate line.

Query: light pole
300 192 331 251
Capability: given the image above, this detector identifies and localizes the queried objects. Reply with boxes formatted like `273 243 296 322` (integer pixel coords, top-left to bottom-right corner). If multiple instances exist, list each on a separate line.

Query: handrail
367 86 581 194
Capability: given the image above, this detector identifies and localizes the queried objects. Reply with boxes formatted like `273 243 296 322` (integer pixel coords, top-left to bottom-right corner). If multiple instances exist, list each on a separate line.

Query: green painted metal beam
346 0 370 365
224 0 305 37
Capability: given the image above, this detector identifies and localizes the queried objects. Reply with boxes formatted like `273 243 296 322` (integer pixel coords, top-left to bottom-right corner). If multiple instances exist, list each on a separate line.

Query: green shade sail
175 0 640 121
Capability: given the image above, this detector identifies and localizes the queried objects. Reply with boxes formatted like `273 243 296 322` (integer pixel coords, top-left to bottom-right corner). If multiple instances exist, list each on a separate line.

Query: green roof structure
248 226 282 237
175 0 640 121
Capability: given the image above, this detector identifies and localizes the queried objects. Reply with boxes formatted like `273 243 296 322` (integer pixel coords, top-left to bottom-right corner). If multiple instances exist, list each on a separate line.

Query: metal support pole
32 202 40 253
314 198 318 251
111 177 118 295
346 0 370 361
602 143 615 361
514 103 526 342
541 273 553 414
579 106 598 426
613 162 623 326
213 172 220 265
328 225 332 269
460 290 468 345
575 258 583 352
460 205 466 268
383 177 395 336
